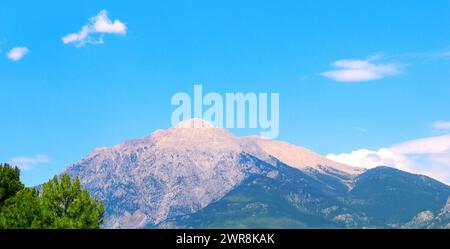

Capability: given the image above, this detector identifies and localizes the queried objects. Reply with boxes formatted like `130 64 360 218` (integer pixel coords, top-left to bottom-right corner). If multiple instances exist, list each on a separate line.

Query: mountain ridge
63 119 450 228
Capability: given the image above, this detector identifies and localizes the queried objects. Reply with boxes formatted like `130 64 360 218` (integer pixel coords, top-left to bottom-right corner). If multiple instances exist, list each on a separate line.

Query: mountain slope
163 167 450 228
241 136 363 175
63 119 450 228
403 197 450 228
159 157 364 228
348 166 450 227
65 124 247 228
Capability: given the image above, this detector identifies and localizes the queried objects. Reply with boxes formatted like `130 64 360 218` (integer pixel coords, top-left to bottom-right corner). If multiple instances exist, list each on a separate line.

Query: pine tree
0 163 24 207
39 174 104 228
0 188 42 228
0 166 104 229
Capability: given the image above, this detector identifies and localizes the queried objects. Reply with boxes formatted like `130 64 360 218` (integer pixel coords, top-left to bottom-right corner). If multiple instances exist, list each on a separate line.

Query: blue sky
1 0 450 186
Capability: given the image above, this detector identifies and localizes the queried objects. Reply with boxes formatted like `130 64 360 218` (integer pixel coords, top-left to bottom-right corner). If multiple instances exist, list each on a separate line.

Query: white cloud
9 155 50 170
7 47 29 61
327 134 450 185
322 56 399 82
92 11 127 33
390 134 450 154
326 148 413 171
432 121 450 130
429 153 450 165
62 10 126 47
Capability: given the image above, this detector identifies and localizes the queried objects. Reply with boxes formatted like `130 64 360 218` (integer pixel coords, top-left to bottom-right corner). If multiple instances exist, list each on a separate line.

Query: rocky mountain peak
64 119 367 228
175 118 215 129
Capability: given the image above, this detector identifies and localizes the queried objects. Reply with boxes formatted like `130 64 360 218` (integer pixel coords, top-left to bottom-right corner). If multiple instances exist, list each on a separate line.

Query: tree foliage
0 163 24 207
39 174 104 228
0 165 104 229
0 188 42 228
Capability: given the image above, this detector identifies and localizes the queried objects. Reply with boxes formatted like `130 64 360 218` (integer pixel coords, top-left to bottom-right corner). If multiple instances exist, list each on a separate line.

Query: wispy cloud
327 134 450 184
298 75 309 81
391 47 450 61
7 46 29 61
62 10 127 47
9 154 50 170
390 134 450 154
322 55 400 82
432 121 450 130
321 46 450 83
354 127 368 133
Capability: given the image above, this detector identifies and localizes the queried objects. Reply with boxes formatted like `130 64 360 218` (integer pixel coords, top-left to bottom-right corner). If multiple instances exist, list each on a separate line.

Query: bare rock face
403 211 435 228
432 197 450 228
240 136 364 175
402 197 450 228
64 119 362 228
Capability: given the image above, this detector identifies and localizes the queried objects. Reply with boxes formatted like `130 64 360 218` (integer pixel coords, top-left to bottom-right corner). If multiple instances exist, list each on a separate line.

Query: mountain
403 197 450 228
160 166 450 228
64 119 450 228
349 167 450 227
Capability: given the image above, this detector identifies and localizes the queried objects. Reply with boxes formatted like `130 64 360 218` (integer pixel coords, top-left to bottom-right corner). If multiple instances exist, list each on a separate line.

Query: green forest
0 163 104 228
